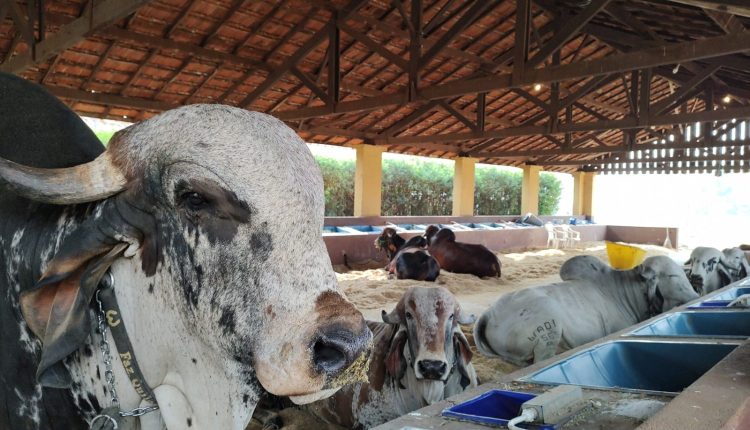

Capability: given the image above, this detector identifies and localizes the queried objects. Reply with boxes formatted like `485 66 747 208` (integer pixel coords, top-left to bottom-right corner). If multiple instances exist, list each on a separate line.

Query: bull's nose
689 274 703 283
417 360 448 380
313 326 370 376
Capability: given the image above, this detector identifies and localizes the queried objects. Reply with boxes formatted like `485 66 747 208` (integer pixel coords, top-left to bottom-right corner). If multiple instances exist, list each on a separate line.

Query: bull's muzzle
313 324 372 376
417 359 448 380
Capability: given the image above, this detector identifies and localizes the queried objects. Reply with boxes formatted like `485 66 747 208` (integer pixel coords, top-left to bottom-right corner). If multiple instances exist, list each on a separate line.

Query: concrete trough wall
322 216 677 266
606 225 678 247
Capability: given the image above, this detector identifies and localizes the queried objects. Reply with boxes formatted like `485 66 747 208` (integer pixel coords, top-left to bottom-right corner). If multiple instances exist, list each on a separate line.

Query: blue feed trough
628 311 750 339
442 389 556 429
524 340 738 395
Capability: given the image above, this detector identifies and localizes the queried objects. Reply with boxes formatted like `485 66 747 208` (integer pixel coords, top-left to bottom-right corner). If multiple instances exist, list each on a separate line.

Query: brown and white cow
0 74 371 430
386 246 440 282
425 226 501 278
376 227 439 281
302 287 478 429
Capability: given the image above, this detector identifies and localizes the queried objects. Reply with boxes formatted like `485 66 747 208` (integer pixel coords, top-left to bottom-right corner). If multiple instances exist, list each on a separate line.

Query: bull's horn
0 152 126 204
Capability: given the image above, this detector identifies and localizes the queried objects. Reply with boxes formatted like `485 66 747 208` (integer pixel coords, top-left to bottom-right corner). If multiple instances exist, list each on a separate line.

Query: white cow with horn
474 255 698 365
0 73 371 430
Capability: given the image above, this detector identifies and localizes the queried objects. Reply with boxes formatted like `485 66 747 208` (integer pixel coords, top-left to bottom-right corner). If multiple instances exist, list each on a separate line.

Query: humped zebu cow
376 227 439 281
387 246 441 282
299 286 478 429
0 74 372 430
374 227 424 261
425 225 501 278
721 248 750 282
685 247 749 295
474 255 698 365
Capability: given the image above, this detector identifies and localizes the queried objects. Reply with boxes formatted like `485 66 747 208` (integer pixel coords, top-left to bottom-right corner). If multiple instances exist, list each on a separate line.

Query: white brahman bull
474 256 698 366
0 73 371 430
686 247 749 295
299 287 478 429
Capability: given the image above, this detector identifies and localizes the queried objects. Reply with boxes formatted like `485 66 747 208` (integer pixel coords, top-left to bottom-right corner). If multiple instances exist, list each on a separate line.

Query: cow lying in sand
425 225 501 278
686 247 750 295
298 287 478 429
0 74 371 429
377 228 439 281
474 255 698 365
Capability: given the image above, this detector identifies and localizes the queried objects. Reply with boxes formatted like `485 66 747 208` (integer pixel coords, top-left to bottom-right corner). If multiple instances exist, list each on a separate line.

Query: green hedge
317 157 562 217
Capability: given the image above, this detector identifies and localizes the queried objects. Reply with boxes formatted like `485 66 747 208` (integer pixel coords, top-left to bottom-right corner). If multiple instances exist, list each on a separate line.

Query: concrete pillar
354 145 384 217
572 171 596 218
521 164 542 215
452 157 477 216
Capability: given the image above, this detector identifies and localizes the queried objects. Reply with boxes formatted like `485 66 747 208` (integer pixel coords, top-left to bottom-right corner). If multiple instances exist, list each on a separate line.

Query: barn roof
2 0 750 173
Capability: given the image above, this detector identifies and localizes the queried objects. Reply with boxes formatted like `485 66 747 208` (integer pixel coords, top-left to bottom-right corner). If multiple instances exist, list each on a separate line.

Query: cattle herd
0 75 748 430
375 226 501 280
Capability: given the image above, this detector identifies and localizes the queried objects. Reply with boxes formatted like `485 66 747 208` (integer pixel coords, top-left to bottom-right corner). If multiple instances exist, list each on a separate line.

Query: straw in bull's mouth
326 347 372 388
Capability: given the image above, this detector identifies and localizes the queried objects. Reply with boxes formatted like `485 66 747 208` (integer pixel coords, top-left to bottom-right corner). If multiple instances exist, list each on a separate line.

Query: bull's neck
0 198 97 293
604 269 651 323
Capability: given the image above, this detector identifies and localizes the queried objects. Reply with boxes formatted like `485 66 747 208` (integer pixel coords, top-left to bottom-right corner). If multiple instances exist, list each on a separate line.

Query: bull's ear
457 311 476 326
717 263 732 286
385 329 408 389
20 231 127 388
741 258 750 279
452 329 475 389
381 308 401 324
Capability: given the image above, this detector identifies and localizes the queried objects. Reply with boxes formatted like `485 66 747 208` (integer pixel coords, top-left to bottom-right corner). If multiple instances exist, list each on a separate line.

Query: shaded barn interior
1 0 750 174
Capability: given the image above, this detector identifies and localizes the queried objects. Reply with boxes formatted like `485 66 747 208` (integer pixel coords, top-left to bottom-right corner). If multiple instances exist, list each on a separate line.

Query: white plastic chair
559 225 581 247
545 223 566 248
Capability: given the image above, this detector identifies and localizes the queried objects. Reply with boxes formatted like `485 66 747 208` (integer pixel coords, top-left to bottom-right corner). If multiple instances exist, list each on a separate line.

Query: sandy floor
337 241 684 383
249 241 685 428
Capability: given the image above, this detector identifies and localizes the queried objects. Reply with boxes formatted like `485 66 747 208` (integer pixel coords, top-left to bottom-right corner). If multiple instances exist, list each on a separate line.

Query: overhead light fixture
533 83 542 92
672 64 680 74
722 95 732 104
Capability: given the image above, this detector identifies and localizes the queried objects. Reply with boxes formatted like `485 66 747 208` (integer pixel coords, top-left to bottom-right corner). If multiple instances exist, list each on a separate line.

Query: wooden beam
420 0 497 66
513 0 531 84
328 18 340 106
538 153 749 166
274 31 750 120
408 0 422 101
103 27 271 72
240 0 367 108
476 92 486 132
291 67 329 101
381 100 440 136
45 86 178 111
702 8 746 33
6 0 34 49
652 64 721 115
438 100 475 130
1 0 149 74
639 68 652 123
527 0 611 68
666 0 750 19
337 21 408 70
374 104 750 145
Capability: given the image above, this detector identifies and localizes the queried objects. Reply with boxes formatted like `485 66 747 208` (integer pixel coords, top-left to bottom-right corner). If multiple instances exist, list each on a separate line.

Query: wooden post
354 145 384 217
521 164 542 214
572 171 596 218
452 157 477 216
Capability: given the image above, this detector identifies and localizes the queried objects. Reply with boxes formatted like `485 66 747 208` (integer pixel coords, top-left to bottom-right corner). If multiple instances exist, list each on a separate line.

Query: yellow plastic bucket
606 241 647 270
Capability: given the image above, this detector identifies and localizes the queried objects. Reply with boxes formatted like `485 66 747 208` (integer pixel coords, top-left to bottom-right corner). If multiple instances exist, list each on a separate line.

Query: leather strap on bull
89 273 158 429
97 280 157 404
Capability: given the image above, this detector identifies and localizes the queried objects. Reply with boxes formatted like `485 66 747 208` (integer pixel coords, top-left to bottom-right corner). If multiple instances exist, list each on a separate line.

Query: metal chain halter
89 272 159 430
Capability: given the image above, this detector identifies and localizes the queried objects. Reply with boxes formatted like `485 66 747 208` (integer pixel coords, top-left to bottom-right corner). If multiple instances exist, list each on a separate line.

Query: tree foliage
315 156 562 216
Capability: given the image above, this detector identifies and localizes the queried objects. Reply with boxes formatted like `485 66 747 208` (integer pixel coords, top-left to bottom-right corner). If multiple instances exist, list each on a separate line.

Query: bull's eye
405 312 413 320
182 192 209 211
449 314 454 320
